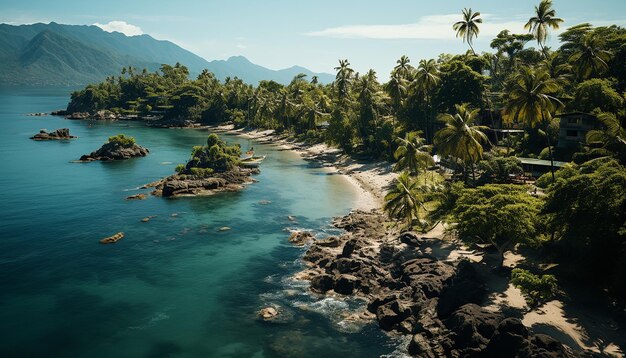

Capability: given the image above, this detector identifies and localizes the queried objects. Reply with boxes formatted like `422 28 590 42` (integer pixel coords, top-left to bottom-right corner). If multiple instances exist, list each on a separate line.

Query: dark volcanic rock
30 128 76 140
151 167 258 197
79 141 149 161
296 210 574 357
310 274 334 293
444 304 503 352
437 260 487 317
334 274 360 295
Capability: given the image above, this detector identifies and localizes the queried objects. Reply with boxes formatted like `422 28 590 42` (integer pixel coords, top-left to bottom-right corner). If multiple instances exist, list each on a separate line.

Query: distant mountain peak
0 22 334 86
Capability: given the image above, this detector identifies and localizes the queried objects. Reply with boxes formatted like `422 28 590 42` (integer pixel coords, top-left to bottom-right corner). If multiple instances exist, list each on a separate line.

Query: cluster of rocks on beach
290 210 573 357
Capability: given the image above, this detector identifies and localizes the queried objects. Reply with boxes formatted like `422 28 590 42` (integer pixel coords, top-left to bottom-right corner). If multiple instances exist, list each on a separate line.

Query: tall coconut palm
569 35 612 80
384 172 426 228
334 59 354 105
384 72 407 126
394 55 413 80
434 103 489 182
525 0 563 57
453 8 482 55
414 59 441 142
394 131 434 175
502 68 563 180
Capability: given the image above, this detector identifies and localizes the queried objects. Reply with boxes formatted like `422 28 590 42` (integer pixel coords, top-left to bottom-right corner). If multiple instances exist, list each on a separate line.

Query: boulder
334 274 360 295
126 193 146 200
310 274 334 293
437 260 487 317
99 232 124 244
258 306 279 320
315 236 342 248
376 299 412 332
444 304 502 352
288 231 314 246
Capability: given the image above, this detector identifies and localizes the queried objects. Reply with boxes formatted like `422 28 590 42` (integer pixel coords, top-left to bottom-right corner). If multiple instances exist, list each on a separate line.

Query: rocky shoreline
146 167 259 197
292 210 574 357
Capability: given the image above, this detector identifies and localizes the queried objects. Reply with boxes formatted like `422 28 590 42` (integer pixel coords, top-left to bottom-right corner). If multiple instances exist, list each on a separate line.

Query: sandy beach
211 125 397 211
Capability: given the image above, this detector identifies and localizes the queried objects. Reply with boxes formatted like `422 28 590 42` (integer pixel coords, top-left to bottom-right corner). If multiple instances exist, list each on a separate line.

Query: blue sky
2 0 625 79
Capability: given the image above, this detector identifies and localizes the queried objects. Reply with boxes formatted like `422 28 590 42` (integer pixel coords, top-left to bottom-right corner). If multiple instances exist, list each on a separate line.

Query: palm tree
355 69 381 145
502 68 563 180
384 72 407 126
525 0 563 57
569 35 612 80
334 59 354 105
453 8 482 55
384 172 426 228
394 131 434 175
393 55 413 79
540 53 572 86
414 59 441 142
434 103 489 182
586 112 626 161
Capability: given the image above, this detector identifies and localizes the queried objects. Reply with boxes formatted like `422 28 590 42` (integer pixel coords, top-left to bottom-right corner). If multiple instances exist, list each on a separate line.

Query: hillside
0 22 333 86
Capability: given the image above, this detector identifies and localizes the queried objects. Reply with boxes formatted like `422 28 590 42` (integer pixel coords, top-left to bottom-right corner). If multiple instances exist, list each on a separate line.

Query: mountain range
0 22 334 86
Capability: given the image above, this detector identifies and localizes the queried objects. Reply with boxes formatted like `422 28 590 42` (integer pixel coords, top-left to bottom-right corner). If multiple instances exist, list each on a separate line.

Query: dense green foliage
511 268 559 307
107 134 136 147
452 184 542 266
477 155 523 184
179 134 242 174
543 159 626 294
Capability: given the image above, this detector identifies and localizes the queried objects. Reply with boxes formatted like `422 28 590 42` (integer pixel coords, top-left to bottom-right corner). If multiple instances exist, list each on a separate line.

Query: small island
150 133 259 197
79 134 149 161
30 128 76 140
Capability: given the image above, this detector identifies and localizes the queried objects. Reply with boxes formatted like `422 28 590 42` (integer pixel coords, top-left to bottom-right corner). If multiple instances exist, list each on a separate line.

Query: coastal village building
554 112 599 149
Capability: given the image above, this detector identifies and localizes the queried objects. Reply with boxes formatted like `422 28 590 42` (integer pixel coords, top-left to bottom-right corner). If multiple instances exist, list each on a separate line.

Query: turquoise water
0 89 400 357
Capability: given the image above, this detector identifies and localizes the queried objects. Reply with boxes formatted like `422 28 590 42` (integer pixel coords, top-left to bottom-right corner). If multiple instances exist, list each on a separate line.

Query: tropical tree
384 72 407 127
453 184 543 268
384 172 427 228
453 8 482 55
394 131 434 175
393 55 413 80
569 35 612 80
334 59 354 105
585 112 626 163
414 59 441 141
434 103 489 181
525 0 564 57
502 68 563 180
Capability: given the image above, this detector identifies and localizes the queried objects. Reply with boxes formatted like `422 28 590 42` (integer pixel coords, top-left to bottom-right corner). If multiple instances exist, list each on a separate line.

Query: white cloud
305 14 528 40
236 43 247 49
94 21 143 36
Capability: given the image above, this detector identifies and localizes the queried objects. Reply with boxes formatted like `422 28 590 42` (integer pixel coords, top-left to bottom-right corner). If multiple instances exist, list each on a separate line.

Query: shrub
510 268 558 307
108 134 136 147
175 164 185 173
189 167 214 177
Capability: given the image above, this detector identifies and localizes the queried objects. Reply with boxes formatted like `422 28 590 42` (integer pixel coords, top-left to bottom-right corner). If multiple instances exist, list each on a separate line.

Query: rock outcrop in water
295 210 574 357
148 133 260 197
30 128 76 140
149 168 259 197
79 134 148 162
